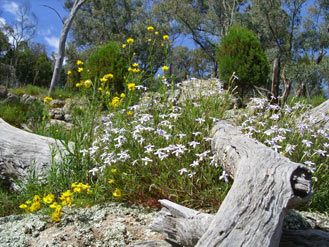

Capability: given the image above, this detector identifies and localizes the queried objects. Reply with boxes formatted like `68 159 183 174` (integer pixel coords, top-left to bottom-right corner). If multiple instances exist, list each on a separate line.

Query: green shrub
25 85 42 96
217 25 269 98
83 41 128 92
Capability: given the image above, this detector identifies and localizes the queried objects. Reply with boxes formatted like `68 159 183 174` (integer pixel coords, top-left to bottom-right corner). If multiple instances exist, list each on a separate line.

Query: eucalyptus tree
152 0 247 77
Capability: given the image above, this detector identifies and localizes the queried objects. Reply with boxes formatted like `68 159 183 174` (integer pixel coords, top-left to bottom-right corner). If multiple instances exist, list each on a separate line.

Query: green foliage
83 41 128 92
216 25 269 97
25 84 42 96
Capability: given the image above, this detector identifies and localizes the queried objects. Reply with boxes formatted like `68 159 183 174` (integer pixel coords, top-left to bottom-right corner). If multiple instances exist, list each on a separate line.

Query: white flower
141 157 152 166
89 167 99 176
196 118 205 124
302 139 313 148
188 141 200 148
179 168 188 175
219 171 229 183
190 160 199 167
285 144 295 155
177 133 187 139
188 172 196 178
314 149 327 156
192 132 202 136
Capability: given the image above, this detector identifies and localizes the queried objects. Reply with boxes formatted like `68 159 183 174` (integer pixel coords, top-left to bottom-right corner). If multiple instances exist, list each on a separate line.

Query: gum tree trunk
48 0 87 96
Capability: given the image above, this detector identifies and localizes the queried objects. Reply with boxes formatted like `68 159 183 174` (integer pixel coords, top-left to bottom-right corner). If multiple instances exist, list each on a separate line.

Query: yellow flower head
106 91 110 95
108 179 115 184
49 202 58 209
148 38 152 42
128 83 135 91
104 73 114 79
78 67 83 72
127 38 134 44
111 168 117 173
84 79 92 88
98 87 103 91
122 44 126 48
132 63 138 67
77 60 84 65
67 70 72 75
30 202 41 212
76 83 81 87
113 188 122 197
43 96 53 104
147 26 154 31
51 212 61 222
120 93 125 98
100 77 108 83
163 35 169 40
25 200 31 205
19 204 28 209
43 194 55 204
161 65 169 71
33 195 41 203
155 31 159 35
126 111 133 116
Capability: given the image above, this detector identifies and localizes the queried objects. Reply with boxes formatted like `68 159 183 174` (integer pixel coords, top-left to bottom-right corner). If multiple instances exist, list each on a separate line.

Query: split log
152 120 313 247
0 118 70 189
150 200 329 247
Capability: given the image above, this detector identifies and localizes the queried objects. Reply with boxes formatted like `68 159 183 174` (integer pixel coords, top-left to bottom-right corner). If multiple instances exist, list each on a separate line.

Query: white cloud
2 1 19 17
0 17 6 27
45 36 59 50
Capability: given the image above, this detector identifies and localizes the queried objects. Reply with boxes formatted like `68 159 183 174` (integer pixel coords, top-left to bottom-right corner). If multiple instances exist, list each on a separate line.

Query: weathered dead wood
151 120 313 247
0 118 70 189
150 200 329 247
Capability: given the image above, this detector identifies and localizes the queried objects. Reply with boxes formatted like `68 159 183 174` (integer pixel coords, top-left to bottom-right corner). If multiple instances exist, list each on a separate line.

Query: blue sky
0 0 69 54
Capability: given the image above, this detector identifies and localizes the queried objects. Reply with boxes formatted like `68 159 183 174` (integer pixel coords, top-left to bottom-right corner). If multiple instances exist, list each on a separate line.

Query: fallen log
152 120 313 247
0 118 70 189
148 200 329 247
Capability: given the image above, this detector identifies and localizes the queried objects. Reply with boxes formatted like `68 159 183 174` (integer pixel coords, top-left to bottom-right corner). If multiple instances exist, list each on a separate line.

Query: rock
49 108 65 120
4 93 20 103
20 94 38 104
0 118 71 189
64 114 73 122
47 119 73 130
0 85 8 99
50 99 65 108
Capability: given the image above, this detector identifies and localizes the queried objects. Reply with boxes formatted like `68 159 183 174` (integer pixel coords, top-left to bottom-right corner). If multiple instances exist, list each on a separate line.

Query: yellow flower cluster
161 65 169 71
127 38 134 44
19 195 40 213
100 73 114 83
59 190 73 206
127 83 135 91
113 188 122 197
72 182 92 194
43 96 53 104
128 67 141 73
109 94 125 107
84 79 92 88
147 26 154 31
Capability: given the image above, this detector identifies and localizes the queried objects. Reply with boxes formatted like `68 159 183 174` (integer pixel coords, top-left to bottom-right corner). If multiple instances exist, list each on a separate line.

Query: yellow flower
111 168 117 173
25 200 31 205
98 87 103 91
56 129 59 133
60 190 72 199
76 83 81 87
67 70 72 75
87 189 92 194
147 26 154 31
33 195 41 203
163 35 169 40
77 60 84 65
148 39 152 42
100 77 108 83
106 91 110 95
132 63 138 67
51 212 61 222
122 44 126 48
126 111 133 116
30 202 41 212
19 204 28 209
120 93 125 98
43 194 55 204
128 83 135 91
104 73 114 79
127 38 134 44
161 43 164 47
161 65 169 71
84 79 92 88
42 116 46 121
43 96 53 104
78 67 83 72
128 67 133 72
108 179 115 184
155 31 159 35
113 188 122 197
110 97 121 107
49 202 58 209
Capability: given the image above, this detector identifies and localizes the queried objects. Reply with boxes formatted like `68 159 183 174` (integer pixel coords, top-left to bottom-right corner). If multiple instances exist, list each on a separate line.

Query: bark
282 70 291 105
48 0 87 96
149 200 329 247
271 57 280 104
152 120 313 247
0 118 71 189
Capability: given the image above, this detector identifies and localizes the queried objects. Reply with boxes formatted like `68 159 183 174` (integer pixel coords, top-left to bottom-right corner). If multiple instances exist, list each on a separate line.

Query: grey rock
4 94 20 103
64 114 73 122
20 94 38 104
49 108 65 120
50 99 65 108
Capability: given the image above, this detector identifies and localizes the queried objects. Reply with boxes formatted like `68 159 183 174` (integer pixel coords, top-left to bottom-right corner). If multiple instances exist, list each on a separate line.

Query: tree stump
152 120 313 247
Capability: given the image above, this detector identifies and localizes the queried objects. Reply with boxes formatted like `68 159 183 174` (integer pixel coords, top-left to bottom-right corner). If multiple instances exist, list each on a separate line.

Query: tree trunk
149 200 329 247
296 82 306 98
271 57 280 104
282 70 291 105
48 0 87 96
153 120 312 247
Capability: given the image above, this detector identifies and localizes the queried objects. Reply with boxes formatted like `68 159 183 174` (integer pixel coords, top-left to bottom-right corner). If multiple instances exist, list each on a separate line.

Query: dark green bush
217 25 269 98
83 41 128 92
